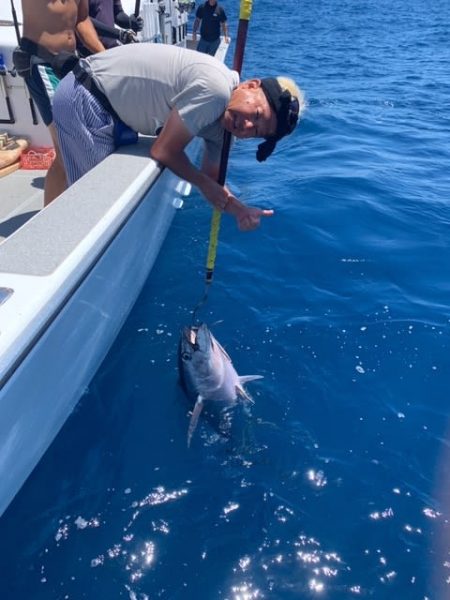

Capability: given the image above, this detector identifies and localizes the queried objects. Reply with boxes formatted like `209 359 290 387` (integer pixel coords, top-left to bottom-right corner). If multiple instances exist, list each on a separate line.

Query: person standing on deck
14 1 105 206
192 0 229 56
52 44 305 231
78 0 144 56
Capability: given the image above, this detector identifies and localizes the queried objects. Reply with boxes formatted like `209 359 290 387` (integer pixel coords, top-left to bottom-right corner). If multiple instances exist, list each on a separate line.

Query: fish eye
182 352 191 361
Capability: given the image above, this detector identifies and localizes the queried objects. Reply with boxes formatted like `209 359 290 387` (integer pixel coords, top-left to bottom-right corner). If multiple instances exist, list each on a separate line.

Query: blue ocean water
1 0 450 597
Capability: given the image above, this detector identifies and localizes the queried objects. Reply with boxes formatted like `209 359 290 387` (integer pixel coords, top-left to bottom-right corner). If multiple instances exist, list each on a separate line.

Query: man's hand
129 15 144 32
235 206 274 231
225 195 274 231
198 176 274 232
119 29 138 44
198 177 230 211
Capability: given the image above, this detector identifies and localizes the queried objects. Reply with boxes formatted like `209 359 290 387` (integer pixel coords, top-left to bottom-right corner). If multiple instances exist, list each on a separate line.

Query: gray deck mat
0 139 158 276
0 169 45 241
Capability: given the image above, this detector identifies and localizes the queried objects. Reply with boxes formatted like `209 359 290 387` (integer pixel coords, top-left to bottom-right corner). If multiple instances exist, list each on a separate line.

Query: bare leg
44 122 67 206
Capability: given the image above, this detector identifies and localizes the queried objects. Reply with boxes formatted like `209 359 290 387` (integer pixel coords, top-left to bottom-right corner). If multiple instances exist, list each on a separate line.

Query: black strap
73 62 120 121
19 37 79 79
19 37 55 63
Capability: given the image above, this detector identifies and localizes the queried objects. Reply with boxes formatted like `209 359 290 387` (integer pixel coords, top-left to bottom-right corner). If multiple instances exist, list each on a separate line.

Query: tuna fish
178 323 263 446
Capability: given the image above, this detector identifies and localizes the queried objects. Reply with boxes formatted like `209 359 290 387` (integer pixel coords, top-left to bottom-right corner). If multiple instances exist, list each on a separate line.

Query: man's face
221 80 277 139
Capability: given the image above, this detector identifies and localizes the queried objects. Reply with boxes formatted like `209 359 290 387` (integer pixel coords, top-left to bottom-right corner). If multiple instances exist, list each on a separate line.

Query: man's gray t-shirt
85 43 239 162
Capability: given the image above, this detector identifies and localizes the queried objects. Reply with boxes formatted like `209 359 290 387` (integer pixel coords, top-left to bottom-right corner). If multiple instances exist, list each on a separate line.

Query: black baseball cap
257 78 300 162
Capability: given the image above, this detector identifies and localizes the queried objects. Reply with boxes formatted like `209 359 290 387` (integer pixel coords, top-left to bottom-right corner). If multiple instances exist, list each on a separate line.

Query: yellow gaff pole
192 0 254 322
205 0 253 284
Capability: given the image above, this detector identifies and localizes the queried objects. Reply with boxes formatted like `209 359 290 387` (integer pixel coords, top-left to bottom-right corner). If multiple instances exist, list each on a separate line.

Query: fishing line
191 0 253 324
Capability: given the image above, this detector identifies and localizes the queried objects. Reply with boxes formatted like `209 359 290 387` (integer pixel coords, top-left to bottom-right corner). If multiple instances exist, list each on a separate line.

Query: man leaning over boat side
13 0 105 206
52 44 305 231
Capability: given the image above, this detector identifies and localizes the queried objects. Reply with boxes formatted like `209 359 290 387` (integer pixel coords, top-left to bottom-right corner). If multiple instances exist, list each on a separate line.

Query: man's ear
240 78 262 90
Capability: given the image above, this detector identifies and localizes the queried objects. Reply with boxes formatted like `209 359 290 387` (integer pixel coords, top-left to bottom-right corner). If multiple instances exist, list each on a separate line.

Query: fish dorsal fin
217 342 232 363
187 396 204 448
239 375 263 384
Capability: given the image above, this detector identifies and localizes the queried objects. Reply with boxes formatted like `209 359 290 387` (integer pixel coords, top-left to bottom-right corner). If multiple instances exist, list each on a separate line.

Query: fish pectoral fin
239 375 263 384
236 385 254 403
187 396 204 448
236 375 263 402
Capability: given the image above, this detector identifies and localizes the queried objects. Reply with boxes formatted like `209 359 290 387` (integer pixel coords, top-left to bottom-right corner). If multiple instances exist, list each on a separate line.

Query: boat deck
0 168 45 242
0 35 228 246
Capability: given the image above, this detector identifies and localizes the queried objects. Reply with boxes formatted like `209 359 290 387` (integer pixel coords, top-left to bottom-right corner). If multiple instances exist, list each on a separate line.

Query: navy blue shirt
89 0 127 49
196 1 227 42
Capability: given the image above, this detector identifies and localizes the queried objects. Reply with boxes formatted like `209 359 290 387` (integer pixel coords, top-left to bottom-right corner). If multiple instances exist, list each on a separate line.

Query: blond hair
276 76 306 119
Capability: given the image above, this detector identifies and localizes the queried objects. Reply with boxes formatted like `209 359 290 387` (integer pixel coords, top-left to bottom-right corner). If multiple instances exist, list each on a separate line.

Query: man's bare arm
76 0 105 53
221 22 229 43
151 109 274 231
150 109 229 211
192 17 200 41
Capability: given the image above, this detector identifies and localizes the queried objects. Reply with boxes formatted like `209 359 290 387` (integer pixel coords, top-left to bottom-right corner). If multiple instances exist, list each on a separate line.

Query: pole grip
239 0 253 21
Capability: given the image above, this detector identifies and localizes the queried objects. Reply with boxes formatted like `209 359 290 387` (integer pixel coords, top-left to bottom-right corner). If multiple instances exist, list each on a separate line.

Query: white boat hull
0 0 228 518
0 140 195 516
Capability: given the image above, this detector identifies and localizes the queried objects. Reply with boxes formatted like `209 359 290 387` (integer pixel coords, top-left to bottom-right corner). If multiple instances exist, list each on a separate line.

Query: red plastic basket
20 147 56 170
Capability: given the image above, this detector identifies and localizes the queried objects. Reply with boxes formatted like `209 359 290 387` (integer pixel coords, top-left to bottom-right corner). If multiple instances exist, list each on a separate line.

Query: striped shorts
25 62 60 126
52 72 115 185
